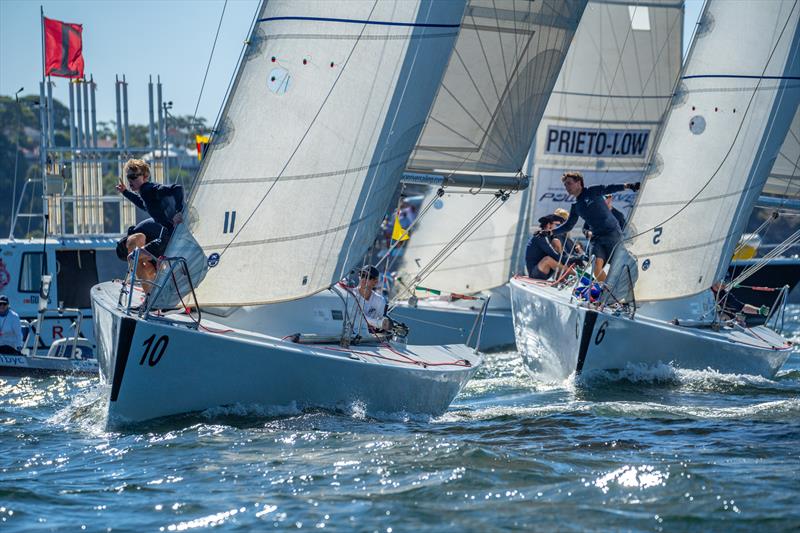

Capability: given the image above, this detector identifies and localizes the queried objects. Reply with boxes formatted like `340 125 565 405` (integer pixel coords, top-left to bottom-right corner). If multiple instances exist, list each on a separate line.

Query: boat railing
465 295 490 352
141 255 202 326
118 250 201 328
21 307 83 357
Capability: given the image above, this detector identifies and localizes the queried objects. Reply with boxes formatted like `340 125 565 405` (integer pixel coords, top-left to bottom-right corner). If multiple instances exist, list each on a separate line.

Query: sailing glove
627 182 641 192
759 305 770 317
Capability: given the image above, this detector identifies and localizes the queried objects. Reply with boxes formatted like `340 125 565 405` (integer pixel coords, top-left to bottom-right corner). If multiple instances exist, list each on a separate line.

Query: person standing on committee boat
114 159 185 282
0 295 23 355
551 171 640 281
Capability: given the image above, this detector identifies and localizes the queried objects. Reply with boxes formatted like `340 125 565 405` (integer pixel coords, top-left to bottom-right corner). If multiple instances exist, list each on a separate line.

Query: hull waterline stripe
576 310 598 375
110 317 136 402
258 16 460 28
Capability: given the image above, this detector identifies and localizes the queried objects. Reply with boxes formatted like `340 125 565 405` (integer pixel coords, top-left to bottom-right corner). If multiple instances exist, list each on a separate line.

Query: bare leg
538 256 570 278
593 257 607 282
126 233 157 290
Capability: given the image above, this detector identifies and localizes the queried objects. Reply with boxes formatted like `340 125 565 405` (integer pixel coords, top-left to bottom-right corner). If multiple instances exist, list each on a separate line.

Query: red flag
44 17 84 78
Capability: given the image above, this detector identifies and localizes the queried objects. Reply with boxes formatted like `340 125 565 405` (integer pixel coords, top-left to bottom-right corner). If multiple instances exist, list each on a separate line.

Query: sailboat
89 0 497 424
123 0 589 355
391 0 683 351
510 0 799 380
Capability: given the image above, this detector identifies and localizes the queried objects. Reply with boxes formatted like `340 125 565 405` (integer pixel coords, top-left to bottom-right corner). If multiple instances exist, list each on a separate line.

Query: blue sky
0 0 703 125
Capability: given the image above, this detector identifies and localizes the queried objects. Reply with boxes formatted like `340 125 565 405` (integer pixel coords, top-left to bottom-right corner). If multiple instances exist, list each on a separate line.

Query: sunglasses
126 174 141 182
359 273 377 280
0 302 8 306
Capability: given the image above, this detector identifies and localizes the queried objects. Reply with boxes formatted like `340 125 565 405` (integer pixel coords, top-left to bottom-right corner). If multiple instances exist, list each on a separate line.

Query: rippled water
1 308 798 531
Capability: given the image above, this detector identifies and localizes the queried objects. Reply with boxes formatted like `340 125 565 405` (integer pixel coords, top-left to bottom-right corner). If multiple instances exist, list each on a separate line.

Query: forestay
530 0 683 227
625 0 800 301
162 0 466 306
407 0 587 175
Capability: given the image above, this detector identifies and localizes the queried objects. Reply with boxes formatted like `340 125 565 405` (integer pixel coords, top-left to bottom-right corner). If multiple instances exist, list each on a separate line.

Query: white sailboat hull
510 277 793 381
92 282 480 425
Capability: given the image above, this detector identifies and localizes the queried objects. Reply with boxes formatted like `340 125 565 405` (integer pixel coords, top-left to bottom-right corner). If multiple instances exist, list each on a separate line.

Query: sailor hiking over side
114 158 185 285
552 171 639 281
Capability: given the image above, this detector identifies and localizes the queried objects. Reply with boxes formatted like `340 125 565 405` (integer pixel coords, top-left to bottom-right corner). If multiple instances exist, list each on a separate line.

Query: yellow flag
392 215 409 241
195 134 211 161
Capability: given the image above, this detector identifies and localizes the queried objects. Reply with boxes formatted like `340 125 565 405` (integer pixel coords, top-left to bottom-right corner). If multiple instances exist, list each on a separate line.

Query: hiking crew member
115 159 185 283
525 215 581 280
552 172 640 281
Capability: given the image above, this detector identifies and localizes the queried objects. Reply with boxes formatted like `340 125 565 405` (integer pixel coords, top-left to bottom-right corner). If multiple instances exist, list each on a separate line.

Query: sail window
628 6 651 31
18 252 44 293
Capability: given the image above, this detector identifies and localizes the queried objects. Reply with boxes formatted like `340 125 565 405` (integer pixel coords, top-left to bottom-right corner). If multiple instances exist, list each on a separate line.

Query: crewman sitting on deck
552 172 640 282
348 265 391 338
525 215 581 280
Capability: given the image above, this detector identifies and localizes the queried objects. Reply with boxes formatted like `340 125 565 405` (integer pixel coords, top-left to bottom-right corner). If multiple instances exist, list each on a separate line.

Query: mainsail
529 0 683 226
407 0 588 175
163 0 467 306
625 0 800 302
394 0 586 295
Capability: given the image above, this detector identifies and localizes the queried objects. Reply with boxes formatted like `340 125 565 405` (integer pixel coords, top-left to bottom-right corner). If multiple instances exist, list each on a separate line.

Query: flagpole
39 6 48 236
40 6 46 82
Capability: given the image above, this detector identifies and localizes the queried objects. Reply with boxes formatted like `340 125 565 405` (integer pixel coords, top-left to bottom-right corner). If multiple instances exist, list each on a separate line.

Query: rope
390 190 508 306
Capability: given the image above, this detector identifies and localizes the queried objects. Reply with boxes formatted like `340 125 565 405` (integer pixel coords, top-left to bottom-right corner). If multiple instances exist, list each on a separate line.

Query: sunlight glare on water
0 306 797 530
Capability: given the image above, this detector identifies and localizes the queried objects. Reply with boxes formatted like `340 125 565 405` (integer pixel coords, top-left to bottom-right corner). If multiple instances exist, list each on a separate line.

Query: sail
763 105 800 202
394 185 531 295
530 0 684 228
625 0 800 301
163 0 467 306
406 0 587 175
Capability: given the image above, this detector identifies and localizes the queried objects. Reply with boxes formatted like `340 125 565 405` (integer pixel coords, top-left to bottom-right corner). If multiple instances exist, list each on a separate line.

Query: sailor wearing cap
525 216 577 280
0 295 24 355
347 265 390 338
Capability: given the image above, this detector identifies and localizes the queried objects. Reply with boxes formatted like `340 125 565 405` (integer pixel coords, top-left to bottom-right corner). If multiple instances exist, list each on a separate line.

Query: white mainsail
529 0 683 227
407 0 588 175
394 0 586 295
625 0 800 302
164 1 467 306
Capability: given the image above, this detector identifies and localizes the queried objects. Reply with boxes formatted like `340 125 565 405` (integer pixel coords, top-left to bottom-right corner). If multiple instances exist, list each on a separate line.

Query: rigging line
624 0 800 244
392 193 509 307
393 193 503 300
218 1 379 258
727 228 800 288
594 3 637 134
170 0 228 189
184 0 261 203
391 192 505 305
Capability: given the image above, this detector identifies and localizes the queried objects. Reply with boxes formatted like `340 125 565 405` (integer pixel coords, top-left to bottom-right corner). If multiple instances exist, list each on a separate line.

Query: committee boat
511 0 798 380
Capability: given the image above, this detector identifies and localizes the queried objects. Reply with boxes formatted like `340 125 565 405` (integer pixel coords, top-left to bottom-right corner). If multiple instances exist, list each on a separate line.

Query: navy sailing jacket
553 184 626 238
123 182 184 231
